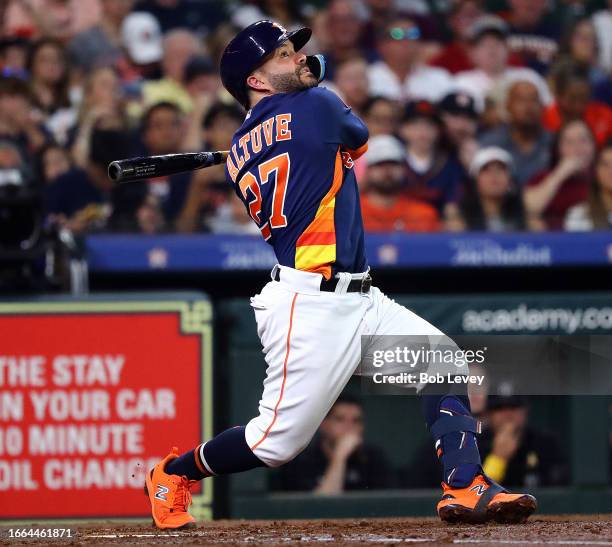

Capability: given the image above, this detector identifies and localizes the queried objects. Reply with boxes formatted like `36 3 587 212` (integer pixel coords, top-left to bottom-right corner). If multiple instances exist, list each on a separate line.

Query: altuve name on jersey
226 113 292 183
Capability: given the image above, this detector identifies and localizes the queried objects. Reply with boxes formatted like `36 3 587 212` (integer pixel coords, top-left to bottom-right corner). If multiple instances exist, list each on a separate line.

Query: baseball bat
107 151 229 183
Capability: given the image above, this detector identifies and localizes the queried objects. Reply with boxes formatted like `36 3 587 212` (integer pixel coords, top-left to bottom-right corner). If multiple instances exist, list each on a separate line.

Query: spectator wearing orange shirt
360 135 440 233
543 61 612 147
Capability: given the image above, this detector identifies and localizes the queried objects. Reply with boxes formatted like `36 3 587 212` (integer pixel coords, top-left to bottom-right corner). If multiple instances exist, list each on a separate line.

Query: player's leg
366 290 481 485
146 274 368 528
369 288 536 523
242 280 368 468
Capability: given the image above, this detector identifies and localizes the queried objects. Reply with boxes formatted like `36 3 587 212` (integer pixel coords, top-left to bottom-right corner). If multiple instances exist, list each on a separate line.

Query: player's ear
246 71 268 92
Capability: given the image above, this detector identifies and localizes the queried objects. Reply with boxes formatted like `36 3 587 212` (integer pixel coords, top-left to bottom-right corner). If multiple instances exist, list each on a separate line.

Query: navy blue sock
202 425 266 474
421 393 480 488
166 426 266 480
165 445 208 480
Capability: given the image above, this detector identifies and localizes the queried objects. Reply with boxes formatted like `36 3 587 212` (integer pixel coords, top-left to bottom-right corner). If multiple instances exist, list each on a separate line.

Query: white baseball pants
245 265 446 467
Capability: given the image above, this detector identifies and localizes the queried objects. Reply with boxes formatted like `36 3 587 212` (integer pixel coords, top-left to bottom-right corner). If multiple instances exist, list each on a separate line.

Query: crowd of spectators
1 0 611 236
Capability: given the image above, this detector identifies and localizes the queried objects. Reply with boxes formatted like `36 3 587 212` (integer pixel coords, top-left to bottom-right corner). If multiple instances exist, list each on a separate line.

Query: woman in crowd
565 141 612 230
557 17 612 106
27 38 75 144
27 39 70 115
399 99 466 212
445 147 526 232
524 119 596 229
71 66 131 185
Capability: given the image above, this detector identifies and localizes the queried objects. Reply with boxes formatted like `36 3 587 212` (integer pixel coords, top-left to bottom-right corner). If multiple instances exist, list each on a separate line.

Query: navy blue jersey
225 87 369 279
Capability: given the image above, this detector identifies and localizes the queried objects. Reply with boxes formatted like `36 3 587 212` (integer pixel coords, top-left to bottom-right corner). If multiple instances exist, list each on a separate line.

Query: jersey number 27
238 152 290 240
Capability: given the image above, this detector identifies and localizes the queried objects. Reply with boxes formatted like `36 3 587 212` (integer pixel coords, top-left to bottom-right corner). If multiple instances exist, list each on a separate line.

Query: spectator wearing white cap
118 12 163 83
445 146 527 232
122 12 163 65
360 135 440 233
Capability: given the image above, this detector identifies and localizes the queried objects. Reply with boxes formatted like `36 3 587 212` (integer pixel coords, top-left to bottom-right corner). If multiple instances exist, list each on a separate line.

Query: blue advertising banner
86 232 612 273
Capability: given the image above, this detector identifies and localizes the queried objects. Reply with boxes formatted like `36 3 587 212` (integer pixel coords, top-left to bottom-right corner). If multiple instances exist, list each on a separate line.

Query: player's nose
294 52 306 65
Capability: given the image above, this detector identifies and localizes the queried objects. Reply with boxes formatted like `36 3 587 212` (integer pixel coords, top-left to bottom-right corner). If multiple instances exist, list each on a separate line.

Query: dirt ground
2 515 612 546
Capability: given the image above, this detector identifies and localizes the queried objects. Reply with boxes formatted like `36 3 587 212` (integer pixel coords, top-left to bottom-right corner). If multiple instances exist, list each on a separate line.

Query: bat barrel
107 152 228 183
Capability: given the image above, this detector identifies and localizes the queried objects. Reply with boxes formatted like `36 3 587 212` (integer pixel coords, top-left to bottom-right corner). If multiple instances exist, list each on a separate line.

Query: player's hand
491 422 521 461
333 431 362 462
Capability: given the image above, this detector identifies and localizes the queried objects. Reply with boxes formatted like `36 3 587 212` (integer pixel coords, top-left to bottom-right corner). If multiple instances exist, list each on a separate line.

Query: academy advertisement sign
395 292 612 335
0 296 212 520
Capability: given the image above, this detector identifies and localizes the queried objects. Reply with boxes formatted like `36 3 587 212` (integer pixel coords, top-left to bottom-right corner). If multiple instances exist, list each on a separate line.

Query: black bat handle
108 152 226 183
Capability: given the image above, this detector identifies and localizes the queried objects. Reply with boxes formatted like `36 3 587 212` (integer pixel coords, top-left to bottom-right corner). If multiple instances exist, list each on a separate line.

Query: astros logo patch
155 484 170 501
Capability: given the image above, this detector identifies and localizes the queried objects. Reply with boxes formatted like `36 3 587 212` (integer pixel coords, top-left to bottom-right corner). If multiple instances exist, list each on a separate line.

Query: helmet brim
285 27 312 52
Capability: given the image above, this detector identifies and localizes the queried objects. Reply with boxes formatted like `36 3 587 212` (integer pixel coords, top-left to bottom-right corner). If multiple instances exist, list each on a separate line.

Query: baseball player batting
145 20 537 528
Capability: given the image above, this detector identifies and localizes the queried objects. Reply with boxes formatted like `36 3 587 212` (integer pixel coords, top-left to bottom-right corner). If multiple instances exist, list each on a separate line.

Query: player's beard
268 66 318 94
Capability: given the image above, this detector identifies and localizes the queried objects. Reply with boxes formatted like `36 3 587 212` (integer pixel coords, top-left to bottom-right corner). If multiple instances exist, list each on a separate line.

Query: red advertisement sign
0 298 213 520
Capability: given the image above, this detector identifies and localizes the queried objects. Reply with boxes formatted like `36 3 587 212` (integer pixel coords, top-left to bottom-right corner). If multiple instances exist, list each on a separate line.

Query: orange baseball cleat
144 447 196 529
437 474 537 524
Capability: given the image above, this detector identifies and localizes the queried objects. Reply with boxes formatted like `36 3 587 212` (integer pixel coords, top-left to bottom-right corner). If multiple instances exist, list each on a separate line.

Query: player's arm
309 87 369 160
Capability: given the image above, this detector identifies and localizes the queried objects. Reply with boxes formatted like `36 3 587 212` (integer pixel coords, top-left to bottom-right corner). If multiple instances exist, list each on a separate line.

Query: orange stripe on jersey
294 148 344 280
345 142 368 160
295 231 336 246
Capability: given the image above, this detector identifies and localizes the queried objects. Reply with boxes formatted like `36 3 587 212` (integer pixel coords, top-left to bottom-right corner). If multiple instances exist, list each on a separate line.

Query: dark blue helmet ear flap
220 20 315 109
306 54 326 83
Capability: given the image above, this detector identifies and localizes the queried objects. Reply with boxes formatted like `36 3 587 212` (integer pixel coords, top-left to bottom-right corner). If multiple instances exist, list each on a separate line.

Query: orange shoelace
174 477 194 511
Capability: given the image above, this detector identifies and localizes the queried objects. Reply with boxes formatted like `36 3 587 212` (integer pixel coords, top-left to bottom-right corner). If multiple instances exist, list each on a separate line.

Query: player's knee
248 429 311 467
246 415 318 467
263 441 309 468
